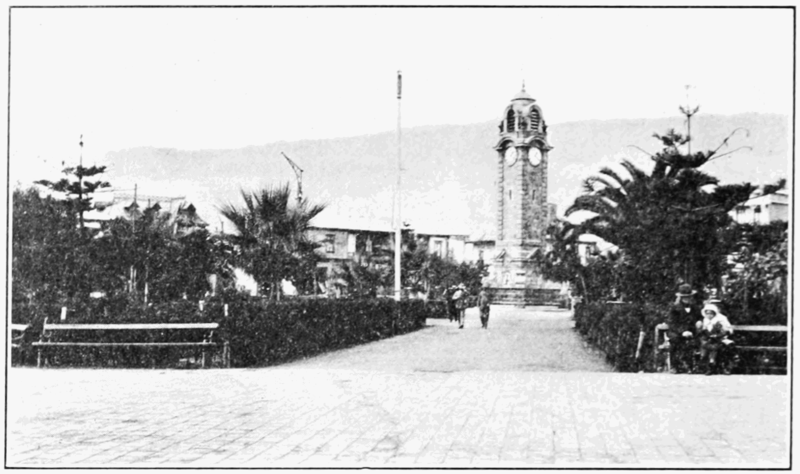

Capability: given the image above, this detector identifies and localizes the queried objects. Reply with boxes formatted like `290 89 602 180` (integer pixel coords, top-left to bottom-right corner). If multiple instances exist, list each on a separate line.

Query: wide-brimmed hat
675 284 697 297
702 304 720 316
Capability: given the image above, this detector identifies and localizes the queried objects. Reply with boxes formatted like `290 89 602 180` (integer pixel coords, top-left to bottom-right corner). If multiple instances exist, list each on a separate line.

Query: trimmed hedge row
573 302 788 373
221 298 437 367
16 297 445 368
573 302 666 373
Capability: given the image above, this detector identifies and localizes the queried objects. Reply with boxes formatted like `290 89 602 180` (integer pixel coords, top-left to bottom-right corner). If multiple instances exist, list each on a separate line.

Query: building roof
309 216 394 233
83 189 187 222
511 87 534 102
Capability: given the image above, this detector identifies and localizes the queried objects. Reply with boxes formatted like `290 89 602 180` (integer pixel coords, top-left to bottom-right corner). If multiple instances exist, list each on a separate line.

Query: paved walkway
7 306 789 468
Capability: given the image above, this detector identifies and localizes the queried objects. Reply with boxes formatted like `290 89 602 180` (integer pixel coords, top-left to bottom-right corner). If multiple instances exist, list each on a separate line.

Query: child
696 303 734 375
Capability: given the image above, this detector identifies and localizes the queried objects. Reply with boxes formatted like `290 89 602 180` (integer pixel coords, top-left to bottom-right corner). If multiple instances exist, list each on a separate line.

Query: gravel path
290 305 613 373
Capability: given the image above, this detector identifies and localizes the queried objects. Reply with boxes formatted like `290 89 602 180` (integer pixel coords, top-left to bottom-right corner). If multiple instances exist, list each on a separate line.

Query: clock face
504 147 518 165
529 147 542 166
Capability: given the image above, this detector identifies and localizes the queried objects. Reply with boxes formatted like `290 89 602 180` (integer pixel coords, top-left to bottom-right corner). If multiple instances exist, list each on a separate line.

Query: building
83 188 207 235
307 217 469 294
293 87 564 302
730 190 788 225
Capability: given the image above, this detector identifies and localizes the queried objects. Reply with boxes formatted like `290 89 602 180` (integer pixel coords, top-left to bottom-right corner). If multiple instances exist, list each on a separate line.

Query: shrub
574 302 666 372
218 297 440 367
21 296 444 368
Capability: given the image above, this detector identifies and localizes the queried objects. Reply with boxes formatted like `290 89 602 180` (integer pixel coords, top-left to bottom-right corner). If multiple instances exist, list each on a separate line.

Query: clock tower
493 85 553 290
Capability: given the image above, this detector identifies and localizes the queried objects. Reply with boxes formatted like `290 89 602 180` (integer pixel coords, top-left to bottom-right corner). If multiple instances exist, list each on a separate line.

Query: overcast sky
9 7 793 185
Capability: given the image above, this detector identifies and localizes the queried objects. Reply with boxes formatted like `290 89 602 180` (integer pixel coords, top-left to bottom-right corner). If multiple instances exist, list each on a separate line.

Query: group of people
443 285 491 329
665 283 735 375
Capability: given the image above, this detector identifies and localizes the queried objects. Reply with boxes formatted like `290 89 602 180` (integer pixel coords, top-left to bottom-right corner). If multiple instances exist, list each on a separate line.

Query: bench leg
37 348 42 368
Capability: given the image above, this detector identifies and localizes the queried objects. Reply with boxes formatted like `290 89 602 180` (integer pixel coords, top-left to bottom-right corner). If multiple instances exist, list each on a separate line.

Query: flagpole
394 70 402 302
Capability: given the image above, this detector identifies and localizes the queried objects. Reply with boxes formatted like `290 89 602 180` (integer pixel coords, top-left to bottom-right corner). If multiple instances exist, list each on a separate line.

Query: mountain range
102 112 790 240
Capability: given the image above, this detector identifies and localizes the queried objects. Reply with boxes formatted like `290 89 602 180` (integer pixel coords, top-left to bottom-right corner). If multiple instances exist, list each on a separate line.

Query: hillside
102 112 790 239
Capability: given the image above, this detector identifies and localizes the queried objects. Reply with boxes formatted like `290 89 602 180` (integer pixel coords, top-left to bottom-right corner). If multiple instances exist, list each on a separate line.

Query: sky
8 6 794 186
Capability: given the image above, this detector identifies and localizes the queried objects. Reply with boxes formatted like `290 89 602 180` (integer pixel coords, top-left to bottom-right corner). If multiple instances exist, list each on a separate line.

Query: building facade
307 221 469 295
730 190 788 225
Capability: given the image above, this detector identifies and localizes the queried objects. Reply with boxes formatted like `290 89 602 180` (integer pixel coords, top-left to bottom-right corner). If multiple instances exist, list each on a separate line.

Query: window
366 237 373 254
347 234 356 255
529 109 540 131
506 109 516 133
324 234 335 253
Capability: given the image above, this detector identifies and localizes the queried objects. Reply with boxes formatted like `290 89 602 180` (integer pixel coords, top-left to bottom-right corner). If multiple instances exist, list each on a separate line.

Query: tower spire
521 79 526 92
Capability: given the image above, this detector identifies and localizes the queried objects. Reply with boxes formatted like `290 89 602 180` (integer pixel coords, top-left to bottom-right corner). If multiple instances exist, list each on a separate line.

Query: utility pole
679 85 700 156
394 70 403 302
281 152 304 206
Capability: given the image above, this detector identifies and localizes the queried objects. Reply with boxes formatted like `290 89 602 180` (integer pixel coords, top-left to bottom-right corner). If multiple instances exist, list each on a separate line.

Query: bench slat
12 324 29 332
43 323 218 331
737 346 787 352
732 325 788 332
32 342 216 347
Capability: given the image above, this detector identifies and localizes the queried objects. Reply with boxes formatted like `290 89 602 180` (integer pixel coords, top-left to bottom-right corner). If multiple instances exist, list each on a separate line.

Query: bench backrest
42 322 219 331
732 325 787 332
656 323 786 334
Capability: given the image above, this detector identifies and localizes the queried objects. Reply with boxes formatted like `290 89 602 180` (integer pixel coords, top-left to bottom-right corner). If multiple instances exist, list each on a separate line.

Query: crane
281 152 304 205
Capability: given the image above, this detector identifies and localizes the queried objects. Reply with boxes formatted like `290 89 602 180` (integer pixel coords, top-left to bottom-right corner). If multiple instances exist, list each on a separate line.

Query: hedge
573 302 666 373
14 296 445 368
574 302 788 373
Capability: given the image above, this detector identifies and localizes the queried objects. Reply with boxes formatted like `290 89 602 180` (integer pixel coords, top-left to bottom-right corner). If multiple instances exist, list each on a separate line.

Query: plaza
7 306 789 468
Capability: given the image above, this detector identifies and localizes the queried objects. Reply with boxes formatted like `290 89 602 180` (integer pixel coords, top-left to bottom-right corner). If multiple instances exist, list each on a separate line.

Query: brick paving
7 306 789 468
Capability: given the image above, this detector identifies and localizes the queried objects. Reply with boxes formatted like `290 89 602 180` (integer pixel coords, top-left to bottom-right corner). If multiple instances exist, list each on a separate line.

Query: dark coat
667 301 702 338
477 291 490 310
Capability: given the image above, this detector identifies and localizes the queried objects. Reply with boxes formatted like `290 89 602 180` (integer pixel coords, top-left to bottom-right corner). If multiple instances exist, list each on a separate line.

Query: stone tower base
484 287 566 306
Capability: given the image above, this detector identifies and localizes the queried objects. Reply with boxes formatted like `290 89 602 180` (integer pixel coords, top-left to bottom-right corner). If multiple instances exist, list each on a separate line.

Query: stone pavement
6 306 790 468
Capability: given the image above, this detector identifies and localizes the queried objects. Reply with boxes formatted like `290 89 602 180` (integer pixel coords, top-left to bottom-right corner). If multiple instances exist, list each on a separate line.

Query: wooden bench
32 318 223 368
731 325 787 374
654 323 787 373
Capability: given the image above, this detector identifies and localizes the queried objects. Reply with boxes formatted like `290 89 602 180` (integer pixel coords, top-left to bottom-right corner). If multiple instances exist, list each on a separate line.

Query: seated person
696 303 734 375
666 284 702 373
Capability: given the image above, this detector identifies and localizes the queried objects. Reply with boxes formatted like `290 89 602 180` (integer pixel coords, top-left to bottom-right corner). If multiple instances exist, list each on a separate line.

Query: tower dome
511 87 535 103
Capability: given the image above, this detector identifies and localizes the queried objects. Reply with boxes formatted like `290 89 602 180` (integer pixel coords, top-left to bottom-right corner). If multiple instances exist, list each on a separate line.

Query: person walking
666 283 703 373
443 286 457 322
478 287 491 329
452 284 467 329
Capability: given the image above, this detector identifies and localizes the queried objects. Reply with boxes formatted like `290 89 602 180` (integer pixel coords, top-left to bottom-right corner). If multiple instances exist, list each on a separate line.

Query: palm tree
219 184 326 300
534 219 588 297
564 129 781 303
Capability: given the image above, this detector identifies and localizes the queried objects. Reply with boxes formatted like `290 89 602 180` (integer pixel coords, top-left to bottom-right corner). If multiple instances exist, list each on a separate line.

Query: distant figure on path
443 286 458 322
452 284 467 329
478 287 491 329
666 283 703 373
